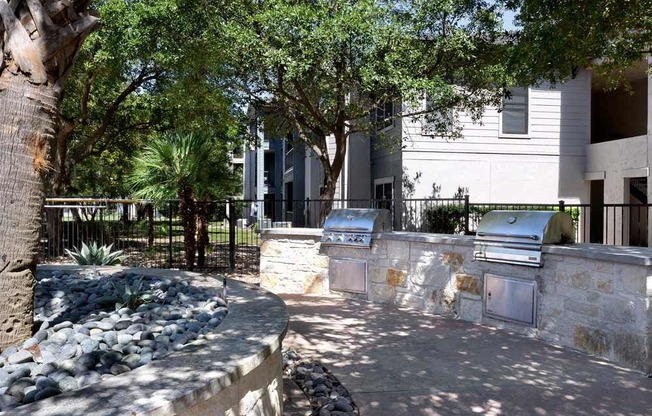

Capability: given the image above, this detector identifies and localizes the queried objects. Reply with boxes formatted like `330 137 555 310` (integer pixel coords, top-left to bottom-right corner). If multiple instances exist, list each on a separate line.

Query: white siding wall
400 71 591 203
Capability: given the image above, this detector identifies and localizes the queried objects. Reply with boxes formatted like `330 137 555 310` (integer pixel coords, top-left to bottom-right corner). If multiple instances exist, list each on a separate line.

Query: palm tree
128 132 235 270
0 1 97 349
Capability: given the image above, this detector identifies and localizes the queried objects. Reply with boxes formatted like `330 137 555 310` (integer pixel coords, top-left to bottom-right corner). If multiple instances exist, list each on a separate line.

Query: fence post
559 200 566 212
305 197 310 227
228 198 236 272
168 201 173 268
464 195 470 235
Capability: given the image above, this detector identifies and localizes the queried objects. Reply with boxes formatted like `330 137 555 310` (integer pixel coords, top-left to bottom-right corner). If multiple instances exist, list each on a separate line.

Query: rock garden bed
0 268 228 412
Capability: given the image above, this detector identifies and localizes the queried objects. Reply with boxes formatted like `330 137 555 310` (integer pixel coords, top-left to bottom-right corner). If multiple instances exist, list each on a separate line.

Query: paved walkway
281 294 652 416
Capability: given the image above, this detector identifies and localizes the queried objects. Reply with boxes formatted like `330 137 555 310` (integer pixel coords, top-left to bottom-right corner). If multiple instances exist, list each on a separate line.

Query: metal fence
40 199 260 273
40 198 652 273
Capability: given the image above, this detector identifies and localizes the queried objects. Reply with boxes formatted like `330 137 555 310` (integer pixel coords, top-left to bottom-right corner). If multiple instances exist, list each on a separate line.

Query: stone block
367 283 395 303
395 292 424 310
586 291 601 304
311 254 329 269
602 298 636 324
595 279 613 293
573 325 610 355
613 333 646 370
260 273 279 291
387 240 408 260
368 266 386 283
621 274 646 296
304 273 326 294
409 243 438 261
456 274 481 295
387 268 407 287
565 299 600 317
441 252 464 271
260 241 283 257
409 262 448 287
570 271 591 289
458 293 482 322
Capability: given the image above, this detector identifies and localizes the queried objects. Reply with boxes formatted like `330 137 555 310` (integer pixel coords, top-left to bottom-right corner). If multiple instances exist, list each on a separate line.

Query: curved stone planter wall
261 229 652 373
6 265 288 416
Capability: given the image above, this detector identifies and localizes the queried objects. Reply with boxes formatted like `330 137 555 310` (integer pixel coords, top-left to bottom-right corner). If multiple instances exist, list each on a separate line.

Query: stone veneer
260 229 329 295
261 229 652 373
10 266 288 416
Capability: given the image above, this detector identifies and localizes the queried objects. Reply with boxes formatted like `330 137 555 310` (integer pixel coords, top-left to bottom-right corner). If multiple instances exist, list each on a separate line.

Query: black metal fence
40 199 260 273
40 198 652 272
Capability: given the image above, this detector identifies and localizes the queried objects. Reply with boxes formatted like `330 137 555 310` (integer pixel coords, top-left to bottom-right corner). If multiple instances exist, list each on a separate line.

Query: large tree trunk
0 76 58 348
0 0 98 349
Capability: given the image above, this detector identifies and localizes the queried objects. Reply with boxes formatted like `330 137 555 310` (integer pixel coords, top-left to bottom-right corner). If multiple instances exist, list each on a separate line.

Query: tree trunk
0 75 58 349
0 0 98 349
178 187 196 270
317 131 347 226
196 202 212 269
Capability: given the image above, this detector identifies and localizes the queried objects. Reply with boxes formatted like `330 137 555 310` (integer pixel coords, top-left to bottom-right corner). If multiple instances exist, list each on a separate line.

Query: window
375 100 394 131
501 87 529 136
374 177 393 211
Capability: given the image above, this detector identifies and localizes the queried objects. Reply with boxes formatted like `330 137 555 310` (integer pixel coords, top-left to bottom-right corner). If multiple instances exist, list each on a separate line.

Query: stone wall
13 266 288 416
260 229 329 294
262 230 652 373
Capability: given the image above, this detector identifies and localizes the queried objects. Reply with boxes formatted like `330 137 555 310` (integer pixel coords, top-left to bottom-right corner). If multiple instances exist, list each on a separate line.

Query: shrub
423 204 467 234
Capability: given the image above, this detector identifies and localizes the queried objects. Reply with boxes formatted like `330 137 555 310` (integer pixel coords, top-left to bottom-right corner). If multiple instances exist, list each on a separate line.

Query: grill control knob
336 236 344 242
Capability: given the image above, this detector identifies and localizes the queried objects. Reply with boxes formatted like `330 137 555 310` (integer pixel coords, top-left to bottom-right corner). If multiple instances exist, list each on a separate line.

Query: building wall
370 118 403 200
399 71 592 203
346 132 372 201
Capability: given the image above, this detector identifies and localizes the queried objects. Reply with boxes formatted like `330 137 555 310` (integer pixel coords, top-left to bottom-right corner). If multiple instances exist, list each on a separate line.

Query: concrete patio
281 294 652 416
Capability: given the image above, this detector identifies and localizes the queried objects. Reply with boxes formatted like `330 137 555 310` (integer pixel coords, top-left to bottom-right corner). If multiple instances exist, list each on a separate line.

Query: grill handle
476 232 539 241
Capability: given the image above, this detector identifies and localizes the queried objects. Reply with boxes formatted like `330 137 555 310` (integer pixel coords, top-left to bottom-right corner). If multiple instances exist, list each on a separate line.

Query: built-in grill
321 208 392 247
473 210 575 267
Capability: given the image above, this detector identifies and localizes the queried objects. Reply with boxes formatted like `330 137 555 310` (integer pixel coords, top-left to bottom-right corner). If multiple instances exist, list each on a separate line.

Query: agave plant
65 242 128 277
111 276 162 310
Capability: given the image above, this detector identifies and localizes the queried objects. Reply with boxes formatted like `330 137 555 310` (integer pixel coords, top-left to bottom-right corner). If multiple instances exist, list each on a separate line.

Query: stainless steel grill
321 208 392 247
473 210 575 267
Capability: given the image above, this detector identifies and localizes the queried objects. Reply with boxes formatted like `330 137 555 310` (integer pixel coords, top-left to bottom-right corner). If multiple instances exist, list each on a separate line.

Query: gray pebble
58 375 79 392
35 376 58 390
34 386 62 401
100 352 123 367
52 321 73 331
110 363 131 375
8 350 33 365
76 371 102 387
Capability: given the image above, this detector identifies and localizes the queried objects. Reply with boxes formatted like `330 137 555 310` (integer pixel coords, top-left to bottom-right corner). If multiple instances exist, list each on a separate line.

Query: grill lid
321 208 391 246
474 210 575 267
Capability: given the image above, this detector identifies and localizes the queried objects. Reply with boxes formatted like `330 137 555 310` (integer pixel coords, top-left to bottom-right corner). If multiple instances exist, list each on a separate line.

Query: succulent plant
111 275 163 310
65 242 128 277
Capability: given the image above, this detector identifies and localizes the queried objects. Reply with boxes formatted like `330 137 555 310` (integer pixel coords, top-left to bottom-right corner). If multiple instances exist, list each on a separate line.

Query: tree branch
73 66 162 164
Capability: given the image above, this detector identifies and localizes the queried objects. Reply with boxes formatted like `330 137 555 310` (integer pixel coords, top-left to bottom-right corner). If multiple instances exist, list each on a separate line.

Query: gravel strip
0 270 227 412
283 350 359 416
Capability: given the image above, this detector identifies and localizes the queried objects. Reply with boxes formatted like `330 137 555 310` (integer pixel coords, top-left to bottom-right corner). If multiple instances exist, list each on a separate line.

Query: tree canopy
509 0 652 87
218 0 513 220
51 0 240 197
